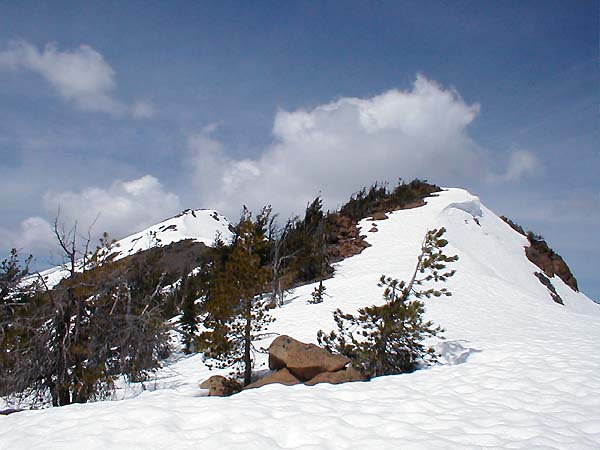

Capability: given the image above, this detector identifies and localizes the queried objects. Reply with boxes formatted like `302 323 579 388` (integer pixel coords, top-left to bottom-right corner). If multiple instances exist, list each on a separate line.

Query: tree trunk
243 298 252 386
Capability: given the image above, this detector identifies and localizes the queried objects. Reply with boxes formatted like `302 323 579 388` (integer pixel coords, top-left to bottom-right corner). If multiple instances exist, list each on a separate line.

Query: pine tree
308 280 326 304
200 207 274 386
178 273 200 354
0 249 32 300
317 228 458 378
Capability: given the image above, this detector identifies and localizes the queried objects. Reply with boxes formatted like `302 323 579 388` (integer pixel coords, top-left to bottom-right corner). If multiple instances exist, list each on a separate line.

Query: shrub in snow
1 232 172 407
308 281 326 304
317 228 458 378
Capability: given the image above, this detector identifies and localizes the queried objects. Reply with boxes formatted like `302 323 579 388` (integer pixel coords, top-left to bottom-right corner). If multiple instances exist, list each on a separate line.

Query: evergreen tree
200 207 274 386
0 249 35 398
179 273 200 354
176 269 215 355
308 280 326 304
284 196 332 284
0 249 32 300
317 228 457 378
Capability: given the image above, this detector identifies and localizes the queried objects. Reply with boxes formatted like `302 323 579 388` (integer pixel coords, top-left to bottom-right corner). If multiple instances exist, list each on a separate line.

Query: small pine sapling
317 228 458 379
308 281 326 304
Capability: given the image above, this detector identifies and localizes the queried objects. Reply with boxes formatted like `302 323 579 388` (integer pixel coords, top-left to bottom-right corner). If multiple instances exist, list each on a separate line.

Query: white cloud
189 75 535 218
1 175 182 259
0 40 152 118
43 175 182 238
496 150 541 182
0 217 55 259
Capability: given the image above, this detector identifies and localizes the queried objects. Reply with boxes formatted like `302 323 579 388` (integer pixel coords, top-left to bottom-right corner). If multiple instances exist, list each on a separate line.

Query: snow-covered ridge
36 208 233 288
4 188 600 449
99 208 233 261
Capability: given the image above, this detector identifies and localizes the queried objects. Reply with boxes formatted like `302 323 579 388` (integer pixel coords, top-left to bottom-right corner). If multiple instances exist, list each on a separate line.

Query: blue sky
0 1 598 299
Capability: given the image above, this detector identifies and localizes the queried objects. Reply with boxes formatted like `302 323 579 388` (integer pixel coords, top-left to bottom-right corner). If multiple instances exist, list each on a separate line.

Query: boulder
370 212 388 221
368 226 378 233
305 366 367 386
244 368 301 390
269 335 350 381
199 375 242 397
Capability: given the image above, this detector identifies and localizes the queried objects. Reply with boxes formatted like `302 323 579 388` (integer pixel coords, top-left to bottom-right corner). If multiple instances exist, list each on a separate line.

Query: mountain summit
2 187 599 449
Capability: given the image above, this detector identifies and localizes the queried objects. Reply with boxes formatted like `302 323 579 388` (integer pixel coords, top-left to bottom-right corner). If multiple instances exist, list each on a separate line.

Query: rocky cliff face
501 216 578 292
525 240 578 291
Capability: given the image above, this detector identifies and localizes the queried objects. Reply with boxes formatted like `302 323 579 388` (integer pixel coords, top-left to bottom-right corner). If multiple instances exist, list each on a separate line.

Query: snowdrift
2 188 599 450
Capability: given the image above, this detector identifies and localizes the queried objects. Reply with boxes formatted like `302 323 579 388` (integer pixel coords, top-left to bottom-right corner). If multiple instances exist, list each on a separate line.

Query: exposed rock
534 272 564 305
326 214 371 262
269 335 350 381
370 212 388 221
501 216 578 292
526 241 578 292
368 226 378 233
244 368 301 390
305 366 367 386
199 375 242 397
394 199 426 210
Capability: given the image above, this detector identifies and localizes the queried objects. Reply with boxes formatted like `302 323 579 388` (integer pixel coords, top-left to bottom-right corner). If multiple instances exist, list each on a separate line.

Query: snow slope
35 209 233 288
2 188 599 449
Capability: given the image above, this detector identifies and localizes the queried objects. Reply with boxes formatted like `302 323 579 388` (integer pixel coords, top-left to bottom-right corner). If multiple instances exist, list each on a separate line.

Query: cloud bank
1 176 181 260
0 40 154 118
189 75 539 217
2 75 541 263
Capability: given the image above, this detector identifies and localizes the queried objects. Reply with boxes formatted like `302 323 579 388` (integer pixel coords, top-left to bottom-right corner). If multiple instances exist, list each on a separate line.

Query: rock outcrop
534 272 564 305
526 242 578 292
500 216 579 292
201 336 366 395
252 335 366 389
326 214 371 262
370 212 388 221
269 335 350 380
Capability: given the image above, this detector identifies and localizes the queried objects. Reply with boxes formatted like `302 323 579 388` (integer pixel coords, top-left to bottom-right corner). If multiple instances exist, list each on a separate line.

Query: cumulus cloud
0 217 55 259
189 75 536 218
1 175 182 259
495 149 541 182
0 40 153 118
43 175 182 237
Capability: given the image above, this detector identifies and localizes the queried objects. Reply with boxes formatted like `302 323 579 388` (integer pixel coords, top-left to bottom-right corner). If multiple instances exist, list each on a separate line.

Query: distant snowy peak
100 209 234 262
37 208 233 288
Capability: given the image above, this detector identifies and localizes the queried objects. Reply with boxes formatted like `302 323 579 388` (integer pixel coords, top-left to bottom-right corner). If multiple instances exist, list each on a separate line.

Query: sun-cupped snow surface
35 209 233 288
2 188 599 450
